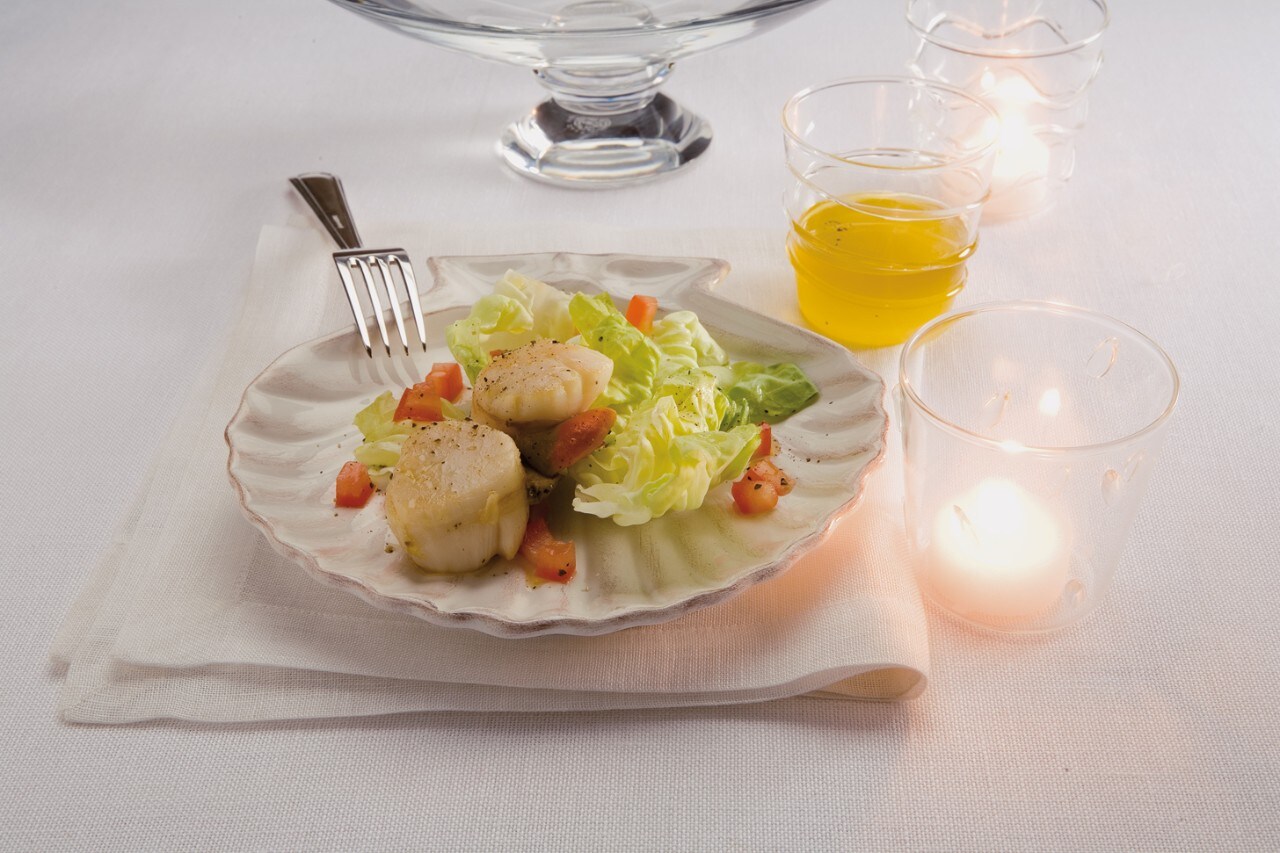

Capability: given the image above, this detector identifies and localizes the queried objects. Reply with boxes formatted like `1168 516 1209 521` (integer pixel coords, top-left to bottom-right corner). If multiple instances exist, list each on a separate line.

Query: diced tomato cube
421 362 464 402
731 457 794 515
519 508 576 583
335 460 375 508
752 423 774 460
625 295 658 335
732 476 779 515
393 384 444 422
745 458 794 496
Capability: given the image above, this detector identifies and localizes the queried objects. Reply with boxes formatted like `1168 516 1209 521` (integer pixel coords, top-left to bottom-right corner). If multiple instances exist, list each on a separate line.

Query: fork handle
289 173 363 250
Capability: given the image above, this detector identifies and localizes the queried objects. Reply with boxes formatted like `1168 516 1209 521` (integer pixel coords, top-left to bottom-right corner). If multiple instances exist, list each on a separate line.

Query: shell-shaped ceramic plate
226 253 886 637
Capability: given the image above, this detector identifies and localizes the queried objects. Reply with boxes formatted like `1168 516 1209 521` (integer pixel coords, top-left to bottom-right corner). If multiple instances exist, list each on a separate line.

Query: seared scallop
472 340 613 431
385 420 528 574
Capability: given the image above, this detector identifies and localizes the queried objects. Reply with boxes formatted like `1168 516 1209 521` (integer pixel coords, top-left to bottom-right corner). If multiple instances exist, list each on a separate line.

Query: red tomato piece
549 408 617 471
422 362 464 402
751 423 774 460
625 295 658 335
732 476 779 515
745 458 794 496
731 457 795 515
393 384 444 422
519 510 576 583
334 460 375 508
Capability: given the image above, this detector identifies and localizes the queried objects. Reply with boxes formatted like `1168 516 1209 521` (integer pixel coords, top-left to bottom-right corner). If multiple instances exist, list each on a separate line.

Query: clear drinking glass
899 302 1178 632
906 0 1109 219
782 77 999 349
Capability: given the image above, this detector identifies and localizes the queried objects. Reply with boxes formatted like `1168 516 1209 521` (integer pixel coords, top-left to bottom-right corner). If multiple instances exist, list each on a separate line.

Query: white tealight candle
925 479 1069 621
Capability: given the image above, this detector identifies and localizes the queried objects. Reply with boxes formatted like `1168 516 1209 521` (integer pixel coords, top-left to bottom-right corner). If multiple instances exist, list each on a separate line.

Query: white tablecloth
3 0 1278 849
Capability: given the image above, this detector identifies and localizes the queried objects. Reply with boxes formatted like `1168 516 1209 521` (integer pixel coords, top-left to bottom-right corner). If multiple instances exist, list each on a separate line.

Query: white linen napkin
50 221 928 724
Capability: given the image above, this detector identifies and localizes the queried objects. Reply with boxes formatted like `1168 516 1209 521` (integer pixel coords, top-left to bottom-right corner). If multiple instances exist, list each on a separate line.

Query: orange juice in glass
782 78 998 348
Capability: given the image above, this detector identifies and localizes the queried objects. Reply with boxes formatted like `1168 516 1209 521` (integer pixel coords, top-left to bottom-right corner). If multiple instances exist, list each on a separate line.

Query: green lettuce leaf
440 398 467 421
651 365 729 435
712 361 820 429
354 435 408 470
494 270 576 340
571 396 761 526
445 271 575 382
352 391 412 477
350 390 466 478
650 310 728 369
353 391 412 442
557 297 812 525
567 293 662 417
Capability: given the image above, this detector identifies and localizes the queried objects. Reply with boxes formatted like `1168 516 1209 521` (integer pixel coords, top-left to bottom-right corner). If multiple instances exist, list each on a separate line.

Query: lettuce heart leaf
649 310 728 370
445 270 576 382
353 391 412 442
567 292 663 418
350 390 466 478
571 395 761 526
712 361 820 429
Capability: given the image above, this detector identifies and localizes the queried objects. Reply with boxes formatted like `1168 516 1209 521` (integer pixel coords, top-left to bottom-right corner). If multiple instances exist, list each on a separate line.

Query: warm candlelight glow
995 114 1050 182
1038 388 1062 417
984 115 1051 218
985 70 1039 106
925 479 1069 620
980 71 1052 218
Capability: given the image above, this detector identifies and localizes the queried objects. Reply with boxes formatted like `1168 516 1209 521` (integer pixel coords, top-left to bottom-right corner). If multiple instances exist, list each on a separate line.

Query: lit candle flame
1039 388 1062 417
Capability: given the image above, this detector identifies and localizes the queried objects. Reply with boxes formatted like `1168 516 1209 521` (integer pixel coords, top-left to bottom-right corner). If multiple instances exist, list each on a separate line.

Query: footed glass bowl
323 0 831 186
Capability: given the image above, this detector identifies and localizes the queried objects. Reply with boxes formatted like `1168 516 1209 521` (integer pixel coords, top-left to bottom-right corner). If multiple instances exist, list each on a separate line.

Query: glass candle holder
906 0 1109 219
782 77 999 349
899 302 1178 632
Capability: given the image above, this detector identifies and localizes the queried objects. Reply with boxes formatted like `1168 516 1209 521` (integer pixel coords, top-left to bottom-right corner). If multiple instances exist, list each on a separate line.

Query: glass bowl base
497 93 712 187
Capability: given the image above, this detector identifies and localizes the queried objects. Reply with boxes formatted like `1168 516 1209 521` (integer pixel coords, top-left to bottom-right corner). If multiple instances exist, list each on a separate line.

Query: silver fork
289 173 427 358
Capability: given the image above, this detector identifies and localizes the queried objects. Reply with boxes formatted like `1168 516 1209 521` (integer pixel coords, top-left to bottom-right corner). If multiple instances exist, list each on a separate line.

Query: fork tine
333 258 374 358
374 255 411 355
351 256 391 356
393 252 428 352
331 248 424 359
295 176 425 359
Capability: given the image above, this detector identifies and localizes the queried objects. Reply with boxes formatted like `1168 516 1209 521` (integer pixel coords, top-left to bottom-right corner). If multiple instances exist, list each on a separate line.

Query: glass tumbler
906 0 1109 219
899 302 1178 632
782 77 998 349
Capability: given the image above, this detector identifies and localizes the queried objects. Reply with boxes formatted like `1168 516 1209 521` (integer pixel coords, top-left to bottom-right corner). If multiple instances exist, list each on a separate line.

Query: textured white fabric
51 221 928 723
5 0 1280 849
